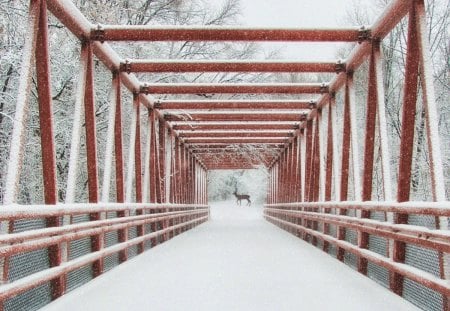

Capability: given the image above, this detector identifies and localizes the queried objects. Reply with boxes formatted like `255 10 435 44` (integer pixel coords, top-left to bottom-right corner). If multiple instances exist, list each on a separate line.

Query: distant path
42 201 419 311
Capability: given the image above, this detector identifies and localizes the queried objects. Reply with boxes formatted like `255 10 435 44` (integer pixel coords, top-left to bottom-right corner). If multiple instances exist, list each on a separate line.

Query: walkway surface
42 201 419 311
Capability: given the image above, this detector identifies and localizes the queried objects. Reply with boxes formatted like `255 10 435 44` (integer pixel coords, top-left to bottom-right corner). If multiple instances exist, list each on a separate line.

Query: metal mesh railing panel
368 235 387 257
367 262 389 288
344 228 357 245
68 237 91 260
66 265 93 292
405 244 440 277
403 278 443 311
343 252 357 270
4 282 51 311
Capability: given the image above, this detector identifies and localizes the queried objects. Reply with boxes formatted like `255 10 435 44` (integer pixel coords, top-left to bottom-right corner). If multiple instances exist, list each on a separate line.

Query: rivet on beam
153 100 162 109
357 26 371 43
320 83 329 94
140 83 150 95
300 113 308 121
120 59 132 74
335 60 346 74
309 101 317 109
91 24 105 43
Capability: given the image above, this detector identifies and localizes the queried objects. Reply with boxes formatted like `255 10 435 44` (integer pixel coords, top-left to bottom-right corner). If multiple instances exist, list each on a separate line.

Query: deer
233 190 251 206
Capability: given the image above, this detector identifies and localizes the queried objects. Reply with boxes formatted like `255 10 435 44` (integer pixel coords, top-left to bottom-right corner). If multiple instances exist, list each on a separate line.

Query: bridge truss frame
1 0 449 310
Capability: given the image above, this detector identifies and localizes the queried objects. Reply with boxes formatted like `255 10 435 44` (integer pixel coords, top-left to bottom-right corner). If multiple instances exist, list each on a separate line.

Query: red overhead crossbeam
156 100 314 110
165 113 306 122
141 83 327 94
121 60 340 73
173 123 298 131
93 26 364 42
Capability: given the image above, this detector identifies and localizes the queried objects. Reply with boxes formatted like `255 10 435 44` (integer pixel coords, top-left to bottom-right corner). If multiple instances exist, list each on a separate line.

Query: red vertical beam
276 154 282 203
35 0 63 299
112 72 127 263
133 95 144 253
312 115 321 202
337 73 353 262
284 146 290 202
416 1 449 305
149 110 158 204
325 99 334 201
358 41 380 275
173 138 180 203
305 120 314 202
298 132 304 203
191 156 195 203
390 2 420 296
279 160 283 203
311 117 320 245
82 42 102 276
179 146 185 203
323 99 334 252
158 120 166 203
134 96 142 203
286 145 292 202
187 155 192 203
292 137 299 202
148 110 158 246
290 143 296 202
169 134 176 203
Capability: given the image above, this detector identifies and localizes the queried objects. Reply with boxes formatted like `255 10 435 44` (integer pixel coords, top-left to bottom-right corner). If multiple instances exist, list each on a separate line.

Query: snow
41 201 419 311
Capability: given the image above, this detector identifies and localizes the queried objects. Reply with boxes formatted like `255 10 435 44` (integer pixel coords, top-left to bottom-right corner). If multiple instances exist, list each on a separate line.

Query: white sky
238 0 373 60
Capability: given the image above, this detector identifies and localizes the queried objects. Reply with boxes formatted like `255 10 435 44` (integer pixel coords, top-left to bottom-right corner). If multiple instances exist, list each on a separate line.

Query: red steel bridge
1 0 449 310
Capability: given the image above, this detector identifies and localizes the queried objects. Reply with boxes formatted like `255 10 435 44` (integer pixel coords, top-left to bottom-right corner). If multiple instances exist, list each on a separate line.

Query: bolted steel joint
335 60 346 74
140 83 150 95
320 83 329 94
91 24 105 42
358 26 371 43
153 101 162 109
120 59 132 74
300 113 308 121
308 101 317 109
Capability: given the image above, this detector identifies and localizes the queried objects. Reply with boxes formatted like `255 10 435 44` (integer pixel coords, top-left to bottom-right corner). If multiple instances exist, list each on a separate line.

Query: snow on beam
173 123 298 131
207 165 262 170
178 132 292 138
92 26 364 42
121 60 340 73
155 100 314 110
315 0 411 112
191 149 280 154
189 144 284 149
183 138 288 144
165 113 306 122
140 83 328 94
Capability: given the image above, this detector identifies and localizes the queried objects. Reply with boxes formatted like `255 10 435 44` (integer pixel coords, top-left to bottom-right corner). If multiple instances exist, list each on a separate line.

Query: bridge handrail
0 214 209 301
265 201 450 216
265 214 450 297
0 203 209 220
264 202 450 299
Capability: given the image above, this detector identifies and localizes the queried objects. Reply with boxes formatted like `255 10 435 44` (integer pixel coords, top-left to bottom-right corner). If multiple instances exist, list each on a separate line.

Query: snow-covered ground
42 201 419 311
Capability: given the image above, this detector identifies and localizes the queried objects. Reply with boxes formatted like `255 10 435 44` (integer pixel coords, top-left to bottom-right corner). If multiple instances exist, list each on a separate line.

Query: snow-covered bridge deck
42 202 418 311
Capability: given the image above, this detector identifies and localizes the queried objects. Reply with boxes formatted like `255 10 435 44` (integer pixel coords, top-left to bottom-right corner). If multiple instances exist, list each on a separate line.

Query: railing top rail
0 203 209 220
264 201 450 217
